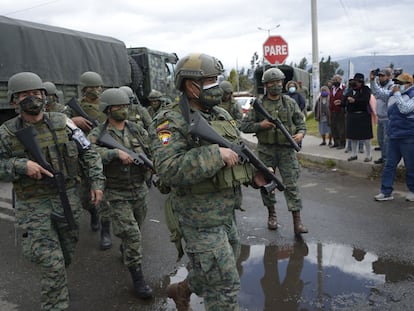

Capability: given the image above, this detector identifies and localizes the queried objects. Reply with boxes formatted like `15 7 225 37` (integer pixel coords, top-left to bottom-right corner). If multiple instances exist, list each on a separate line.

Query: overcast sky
1 0 412 73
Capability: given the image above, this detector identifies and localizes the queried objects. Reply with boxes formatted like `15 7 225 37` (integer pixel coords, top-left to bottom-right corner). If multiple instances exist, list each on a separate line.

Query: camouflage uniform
150 97 254 310
240 94 306 211
66 99 111 222
88 120 150 262
128 102 152 131
218 98 243 129
0 112 105 311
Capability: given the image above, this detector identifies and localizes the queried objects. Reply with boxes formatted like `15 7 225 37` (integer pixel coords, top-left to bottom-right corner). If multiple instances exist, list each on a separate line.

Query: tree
298 57 308 70
319 56 341 86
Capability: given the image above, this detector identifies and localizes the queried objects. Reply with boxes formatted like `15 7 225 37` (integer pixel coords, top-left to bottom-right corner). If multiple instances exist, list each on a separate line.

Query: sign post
263 36 289 65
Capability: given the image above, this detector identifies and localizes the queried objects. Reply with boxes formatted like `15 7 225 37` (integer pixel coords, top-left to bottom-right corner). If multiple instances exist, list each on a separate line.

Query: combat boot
100 221 112 250
128 265 153 299
292 211 308 236
89 207 100 232
266 205 278 230
166 279 192 311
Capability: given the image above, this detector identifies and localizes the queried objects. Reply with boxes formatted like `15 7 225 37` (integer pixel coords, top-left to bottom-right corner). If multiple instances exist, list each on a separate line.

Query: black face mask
333 82 340 87
19 96 45 115
349 81 358 88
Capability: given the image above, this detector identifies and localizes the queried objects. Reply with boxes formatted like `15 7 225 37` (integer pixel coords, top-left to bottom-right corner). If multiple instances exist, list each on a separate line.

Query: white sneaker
406 192 414 202
374 193 394 201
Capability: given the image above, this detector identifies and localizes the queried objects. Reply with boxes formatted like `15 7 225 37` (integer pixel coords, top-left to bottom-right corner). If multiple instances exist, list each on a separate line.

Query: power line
2 0 61 16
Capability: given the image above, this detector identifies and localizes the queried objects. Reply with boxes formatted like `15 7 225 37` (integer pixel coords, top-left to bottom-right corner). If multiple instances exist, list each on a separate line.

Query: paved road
1 164 414 310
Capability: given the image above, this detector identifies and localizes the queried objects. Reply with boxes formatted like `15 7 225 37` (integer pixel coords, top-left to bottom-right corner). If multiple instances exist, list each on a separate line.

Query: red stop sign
263 36 289 64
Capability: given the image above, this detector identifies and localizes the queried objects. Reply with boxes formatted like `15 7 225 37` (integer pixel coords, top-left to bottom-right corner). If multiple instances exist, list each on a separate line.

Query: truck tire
128 56 143 94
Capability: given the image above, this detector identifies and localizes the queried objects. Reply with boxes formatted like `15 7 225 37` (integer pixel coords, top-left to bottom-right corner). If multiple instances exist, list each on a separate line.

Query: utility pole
311 0 320 109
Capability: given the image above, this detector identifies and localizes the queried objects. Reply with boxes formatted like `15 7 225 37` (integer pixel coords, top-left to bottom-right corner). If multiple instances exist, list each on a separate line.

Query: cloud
1 0 413 73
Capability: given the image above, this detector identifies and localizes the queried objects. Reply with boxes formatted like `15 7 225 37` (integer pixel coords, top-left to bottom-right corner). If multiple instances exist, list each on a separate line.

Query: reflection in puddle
238 240 414 310
166 241 414 310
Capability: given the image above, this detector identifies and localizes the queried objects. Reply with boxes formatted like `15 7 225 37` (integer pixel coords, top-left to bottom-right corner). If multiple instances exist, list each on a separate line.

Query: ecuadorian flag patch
158 130 172 145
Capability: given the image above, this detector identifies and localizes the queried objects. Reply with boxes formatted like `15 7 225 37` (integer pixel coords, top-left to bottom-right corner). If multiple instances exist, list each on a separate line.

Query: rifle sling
43 116 77 230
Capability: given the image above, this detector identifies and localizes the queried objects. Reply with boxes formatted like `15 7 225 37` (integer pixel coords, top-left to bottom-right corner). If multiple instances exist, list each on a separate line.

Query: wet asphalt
1 160 414 310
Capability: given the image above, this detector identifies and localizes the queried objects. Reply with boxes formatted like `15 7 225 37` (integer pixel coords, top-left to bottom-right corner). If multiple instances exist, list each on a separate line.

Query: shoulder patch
156 120 170 133
158 130 172 145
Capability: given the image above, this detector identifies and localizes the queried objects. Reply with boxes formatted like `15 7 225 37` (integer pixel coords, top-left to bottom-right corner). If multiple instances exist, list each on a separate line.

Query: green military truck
0 15 179 124
253 64 312 110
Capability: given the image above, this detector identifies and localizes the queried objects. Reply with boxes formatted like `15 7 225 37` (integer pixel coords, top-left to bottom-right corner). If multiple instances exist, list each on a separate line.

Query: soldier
219 80 243 128
119 85 152 131
0 72 105 310
42 81 67 113
88 88 153 299
240 67 308 236
146 89 166 118
66 71 112 249
149 53 256 311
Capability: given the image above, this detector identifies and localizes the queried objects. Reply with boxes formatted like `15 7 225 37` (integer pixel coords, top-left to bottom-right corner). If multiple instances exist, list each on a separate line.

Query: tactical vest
5 113 80 198
102 122 149 189
256 95 296 146
177 105 254 195
79 99 107 123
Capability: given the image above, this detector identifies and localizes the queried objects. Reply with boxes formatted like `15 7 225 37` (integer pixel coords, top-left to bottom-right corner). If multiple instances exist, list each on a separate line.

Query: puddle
165 241 414 310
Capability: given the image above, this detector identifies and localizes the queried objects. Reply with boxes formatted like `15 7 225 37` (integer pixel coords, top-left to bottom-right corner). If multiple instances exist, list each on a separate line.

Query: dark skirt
346 111 373 140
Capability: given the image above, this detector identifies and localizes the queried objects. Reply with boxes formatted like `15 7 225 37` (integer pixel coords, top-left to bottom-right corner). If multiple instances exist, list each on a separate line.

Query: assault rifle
253 99 301 152
66 97 100 128
188 111 285 192
97 133 154 172
16 126 78 230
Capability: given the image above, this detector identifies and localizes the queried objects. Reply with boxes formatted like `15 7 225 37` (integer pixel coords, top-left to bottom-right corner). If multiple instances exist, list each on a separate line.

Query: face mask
333 82 340 87
349 81 357 88
267 85 283 96
399 84 406 92
321 91 329 97
151 100 161 110
85 88 102 100
110 107 128 121
19 95 45 115
289 86 296 94
199 82 222 110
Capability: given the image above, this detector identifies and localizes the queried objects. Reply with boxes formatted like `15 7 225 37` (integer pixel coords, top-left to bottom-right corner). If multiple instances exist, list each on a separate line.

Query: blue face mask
399 84 406 92
321 91 329 97
289 86 296 94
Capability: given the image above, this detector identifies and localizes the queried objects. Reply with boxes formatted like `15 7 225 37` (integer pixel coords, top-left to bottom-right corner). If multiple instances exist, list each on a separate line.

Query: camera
371 68 380 76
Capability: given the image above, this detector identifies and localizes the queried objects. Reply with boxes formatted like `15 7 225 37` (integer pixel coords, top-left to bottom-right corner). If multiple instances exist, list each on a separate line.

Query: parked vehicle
234 96 255 118
0 15 178 124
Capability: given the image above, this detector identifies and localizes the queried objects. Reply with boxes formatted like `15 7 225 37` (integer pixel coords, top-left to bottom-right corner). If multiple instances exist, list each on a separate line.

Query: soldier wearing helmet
119 86 152 131
66 71 111 244
42 81 66 113
149 53 257 310
88 88 153 299
67 71 105 133
147 89 166 118
240 67 308 236
0 72 104 310
218 80 243 128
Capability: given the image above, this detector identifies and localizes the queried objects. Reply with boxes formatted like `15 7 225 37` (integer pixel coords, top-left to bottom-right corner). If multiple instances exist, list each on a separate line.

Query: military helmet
79 71 103 89
7 72 45 103
119 86 134 98
148 89 163 100
262 68 285 83
174 53 224 91
219 81 233 93
42 81 58 96
99 88 130 112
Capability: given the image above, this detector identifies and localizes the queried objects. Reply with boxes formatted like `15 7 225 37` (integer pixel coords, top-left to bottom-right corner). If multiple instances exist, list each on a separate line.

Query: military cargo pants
181 221 240 311
16 188 81 311
258 147 303 212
